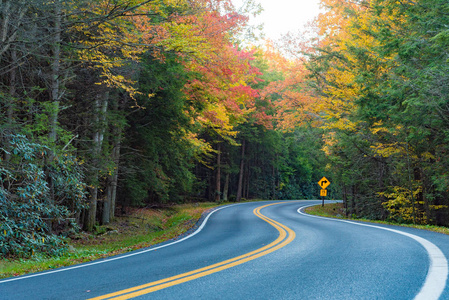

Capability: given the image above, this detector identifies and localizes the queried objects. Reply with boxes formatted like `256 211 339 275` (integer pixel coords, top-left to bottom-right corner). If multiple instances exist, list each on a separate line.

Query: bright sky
234 0 322 41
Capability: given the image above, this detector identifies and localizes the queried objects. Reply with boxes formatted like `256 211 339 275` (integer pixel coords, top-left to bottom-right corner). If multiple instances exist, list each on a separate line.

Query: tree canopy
2 0 449 258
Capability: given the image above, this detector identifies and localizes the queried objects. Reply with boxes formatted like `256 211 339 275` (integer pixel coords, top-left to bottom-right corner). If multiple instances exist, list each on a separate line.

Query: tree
297 0 449 224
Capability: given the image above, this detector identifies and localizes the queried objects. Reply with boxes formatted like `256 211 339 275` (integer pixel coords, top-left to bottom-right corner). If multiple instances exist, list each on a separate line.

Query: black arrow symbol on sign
320 180 328 187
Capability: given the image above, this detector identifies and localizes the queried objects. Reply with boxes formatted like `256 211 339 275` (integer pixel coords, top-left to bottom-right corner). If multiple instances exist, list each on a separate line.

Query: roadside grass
305 202 449 236
304 202 346 219
7 200 447 280
0 202 220 279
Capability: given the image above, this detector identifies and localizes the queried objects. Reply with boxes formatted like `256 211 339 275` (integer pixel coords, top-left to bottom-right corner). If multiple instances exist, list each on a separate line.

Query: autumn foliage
286 0 449 225
3 0 449 258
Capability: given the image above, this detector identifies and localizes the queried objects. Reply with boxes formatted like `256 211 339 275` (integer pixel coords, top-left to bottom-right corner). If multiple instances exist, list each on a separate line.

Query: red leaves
182 20 263 134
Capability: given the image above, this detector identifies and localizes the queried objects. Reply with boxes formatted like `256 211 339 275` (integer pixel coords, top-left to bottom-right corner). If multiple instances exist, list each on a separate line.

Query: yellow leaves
379 185 432 224
70 0 194 104
316 95 359 132
421 151 436 161
322 131 337 156
157 20 211 61
322 116 358 132
257 41 291 73
370 142 402 158
183 131 215 166
98 72 143 107
380 186 417 222
197 102 238 138
369 120 403 136
370 141 435 161
370 121 389 135
312 0 395 127
100 73 135 92
184 132 212 151
430 205 448 211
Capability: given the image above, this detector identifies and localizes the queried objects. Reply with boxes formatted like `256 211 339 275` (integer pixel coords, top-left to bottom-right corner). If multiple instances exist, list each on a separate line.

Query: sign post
317 177 331 207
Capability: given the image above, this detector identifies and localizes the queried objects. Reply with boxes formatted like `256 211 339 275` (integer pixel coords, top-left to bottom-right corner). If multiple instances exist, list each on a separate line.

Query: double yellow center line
89 202 295 300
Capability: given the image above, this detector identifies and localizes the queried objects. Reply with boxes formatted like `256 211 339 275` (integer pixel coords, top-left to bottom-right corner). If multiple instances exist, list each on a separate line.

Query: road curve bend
1 200 449 299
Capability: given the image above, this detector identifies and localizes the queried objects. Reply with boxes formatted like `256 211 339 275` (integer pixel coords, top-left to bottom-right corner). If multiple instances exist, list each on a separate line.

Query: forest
1 0 449 257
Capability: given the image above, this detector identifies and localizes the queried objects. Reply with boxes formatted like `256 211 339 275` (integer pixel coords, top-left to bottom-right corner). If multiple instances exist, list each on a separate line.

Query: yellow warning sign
318 177 330 189
320 189 327 197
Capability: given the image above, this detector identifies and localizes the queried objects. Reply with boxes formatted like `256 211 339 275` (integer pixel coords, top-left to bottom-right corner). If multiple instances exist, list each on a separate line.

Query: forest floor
0 202 220 279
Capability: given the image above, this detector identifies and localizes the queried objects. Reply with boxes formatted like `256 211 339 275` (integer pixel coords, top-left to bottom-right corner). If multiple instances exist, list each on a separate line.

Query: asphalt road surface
1 200 449 299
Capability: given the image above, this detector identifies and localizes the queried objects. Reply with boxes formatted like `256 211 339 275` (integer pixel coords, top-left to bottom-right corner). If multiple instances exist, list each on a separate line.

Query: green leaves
305 0 449 224
121 54 194 205
0 134 86 257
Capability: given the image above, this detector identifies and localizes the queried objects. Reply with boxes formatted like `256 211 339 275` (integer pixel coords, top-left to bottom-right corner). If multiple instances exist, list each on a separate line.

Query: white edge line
297 204 448 300
0 203 242 284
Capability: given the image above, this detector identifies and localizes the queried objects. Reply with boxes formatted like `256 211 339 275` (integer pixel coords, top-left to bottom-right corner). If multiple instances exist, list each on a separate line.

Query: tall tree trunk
223 172 229 202
236 139 245 202
103 177 112 225
103 105 122 224
4 48 17 162
45 0 62 214
343 185 348 217
351 184 356 216
0 1 27 60
7 49 16 123
109 167 119 221
110 125 122 221
49 1 62 145
206 171 212 201
86 92 108 231
215 143 221 202
271 163 276 200
86 186 98 231
244 162 250 199
414 166 428 223
0 1 12 60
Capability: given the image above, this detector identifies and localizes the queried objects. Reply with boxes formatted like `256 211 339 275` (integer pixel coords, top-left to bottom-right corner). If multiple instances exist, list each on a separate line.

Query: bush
0 134 86 257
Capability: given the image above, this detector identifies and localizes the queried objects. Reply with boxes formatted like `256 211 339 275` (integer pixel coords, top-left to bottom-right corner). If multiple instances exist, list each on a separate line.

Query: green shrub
0 134 86 257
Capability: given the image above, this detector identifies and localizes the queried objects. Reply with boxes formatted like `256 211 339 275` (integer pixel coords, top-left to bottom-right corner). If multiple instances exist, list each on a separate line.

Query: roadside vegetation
0 203 218 279
306 203 449 236
2 0 449 270
3 200 449 279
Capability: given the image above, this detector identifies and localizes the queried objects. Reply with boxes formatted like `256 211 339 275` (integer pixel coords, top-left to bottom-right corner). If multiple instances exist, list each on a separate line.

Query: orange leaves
257 42 316 130
72 0 268 143
184 44 262 138
170 4 262 138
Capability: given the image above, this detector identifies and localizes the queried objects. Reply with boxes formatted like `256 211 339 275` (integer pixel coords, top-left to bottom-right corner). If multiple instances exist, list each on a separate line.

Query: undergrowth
0 202 218 279
306 203 449 235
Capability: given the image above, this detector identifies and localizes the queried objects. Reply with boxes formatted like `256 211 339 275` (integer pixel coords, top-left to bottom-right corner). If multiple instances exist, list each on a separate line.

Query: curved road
1 200 449 299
